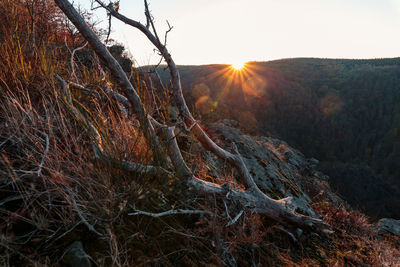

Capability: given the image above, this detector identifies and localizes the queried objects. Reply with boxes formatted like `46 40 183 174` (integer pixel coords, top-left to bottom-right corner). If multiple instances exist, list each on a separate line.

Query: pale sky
80 0 400 66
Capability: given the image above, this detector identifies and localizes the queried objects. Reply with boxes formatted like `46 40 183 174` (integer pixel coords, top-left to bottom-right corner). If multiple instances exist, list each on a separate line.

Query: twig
0 134 15 149
163 20 173 47
153 69 167 92
103 84 132 116
146 77 162 118
68 191 103 236
46 222 80 243
0 195 25 207
55 75 166 180
68 81 99 96
164 229 206 240
67 79 131 116
226 210 244 227
37 134 49 177
129 208 212 217
183 119 197 132
223 200 231 220
70 41 88 83
55 74 103 149
144 0 161 43
106 11 112 43
276 225 298 243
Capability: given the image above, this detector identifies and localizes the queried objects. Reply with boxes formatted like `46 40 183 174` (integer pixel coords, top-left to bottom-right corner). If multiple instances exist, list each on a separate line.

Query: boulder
202 120 341 217
376 218 400 236
62 241 92 267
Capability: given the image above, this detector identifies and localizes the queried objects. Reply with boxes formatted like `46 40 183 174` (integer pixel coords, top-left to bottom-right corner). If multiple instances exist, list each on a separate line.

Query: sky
80 0 400 66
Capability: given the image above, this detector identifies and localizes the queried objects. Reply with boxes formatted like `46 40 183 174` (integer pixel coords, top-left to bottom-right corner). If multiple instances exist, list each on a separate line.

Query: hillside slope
158 58 400 219
1 0 400 265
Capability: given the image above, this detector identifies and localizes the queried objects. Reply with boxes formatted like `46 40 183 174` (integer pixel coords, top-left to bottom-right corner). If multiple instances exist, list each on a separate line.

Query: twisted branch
54 0 332 234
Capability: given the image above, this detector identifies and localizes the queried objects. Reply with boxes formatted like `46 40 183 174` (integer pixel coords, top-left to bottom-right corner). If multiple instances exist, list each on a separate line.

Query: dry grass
0 1 156 265
0 1 399 266
313 201 400 266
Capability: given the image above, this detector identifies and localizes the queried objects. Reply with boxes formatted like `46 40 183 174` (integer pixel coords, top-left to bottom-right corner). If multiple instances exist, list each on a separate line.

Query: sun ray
231 61 246 71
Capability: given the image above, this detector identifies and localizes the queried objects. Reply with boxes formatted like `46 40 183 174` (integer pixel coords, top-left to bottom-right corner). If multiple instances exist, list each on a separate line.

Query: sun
231 61 246 71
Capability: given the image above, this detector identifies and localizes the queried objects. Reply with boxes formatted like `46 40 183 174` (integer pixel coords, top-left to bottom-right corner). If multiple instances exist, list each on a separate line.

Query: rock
376 218 400 236
202 120 341 217
296 228 303 237
62 241 92 267
307 158 319 168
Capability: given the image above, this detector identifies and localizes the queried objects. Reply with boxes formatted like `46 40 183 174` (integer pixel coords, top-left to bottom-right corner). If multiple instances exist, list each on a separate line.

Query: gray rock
202 121 340 217
296 228 303 237
307 158 319 168
62 241 92 267
376 218 400 236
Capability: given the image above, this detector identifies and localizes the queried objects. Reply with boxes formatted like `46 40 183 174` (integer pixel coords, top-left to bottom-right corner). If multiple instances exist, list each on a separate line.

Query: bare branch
55 0 166 165
153 69 167 92
149 117 332 234
56 75 167 179
37 134 49 177
105 12 112 43
144 77 162 119
55 74 103 151
226 210 244 227
164 20 173 47
103 83 132 116
68 80 100 96
98 151 171 177
144 0 161 43
70 41 88 83
68 190 103 236
129 208 213 217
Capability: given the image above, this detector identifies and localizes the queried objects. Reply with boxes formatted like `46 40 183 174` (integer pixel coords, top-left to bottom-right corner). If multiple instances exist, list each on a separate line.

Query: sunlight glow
231 61 246 71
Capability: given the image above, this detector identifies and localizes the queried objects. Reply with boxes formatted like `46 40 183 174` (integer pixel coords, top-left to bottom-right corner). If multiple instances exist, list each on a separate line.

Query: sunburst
231 61 246 71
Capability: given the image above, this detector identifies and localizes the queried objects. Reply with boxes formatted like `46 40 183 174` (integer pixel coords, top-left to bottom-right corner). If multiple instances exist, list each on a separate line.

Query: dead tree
54 0 331 234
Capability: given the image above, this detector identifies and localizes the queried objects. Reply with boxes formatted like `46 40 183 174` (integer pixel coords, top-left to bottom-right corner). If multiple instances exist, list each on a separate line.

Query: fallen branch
99 153 171 177
56 75 166 178
129 208 213 217
54 0 332 234
55 74 103 150
150 117 331 234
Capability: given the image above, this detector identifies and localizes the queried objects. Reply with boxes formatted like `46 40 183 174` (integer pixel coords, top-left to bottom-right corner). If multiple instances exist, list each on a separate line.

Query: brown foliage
314 201 400 266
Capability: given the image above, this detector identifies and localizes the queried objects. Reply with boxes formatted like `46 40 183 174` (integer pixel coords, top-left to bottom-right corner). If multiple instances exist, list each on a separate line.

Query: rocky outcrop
201 120 341 217
376 218 400 236
62 241 92 267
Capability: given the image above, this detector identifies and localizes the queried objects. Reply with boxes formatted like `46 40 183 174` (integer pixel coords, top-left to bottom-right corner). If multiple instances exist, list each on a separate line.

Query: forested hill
156 57 400 219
